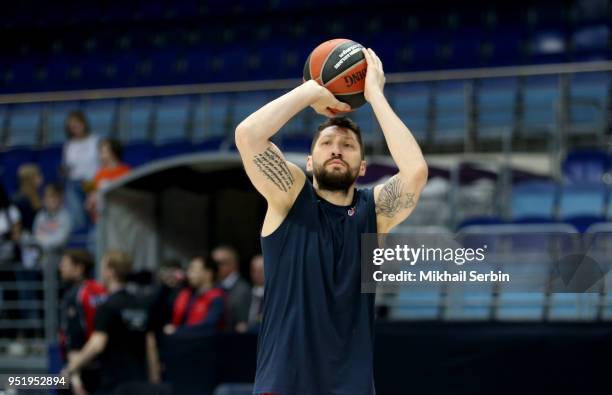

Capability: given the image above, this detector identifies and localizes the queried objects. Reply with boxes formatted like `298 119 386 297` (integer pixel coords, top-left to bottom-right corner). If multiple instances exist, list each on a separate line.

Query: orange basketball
303 38 367 110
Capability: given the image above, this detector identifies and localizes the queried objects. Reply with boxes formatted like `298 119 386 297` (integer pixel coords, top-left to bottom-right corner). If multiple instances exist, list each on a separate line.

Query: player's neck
314 185 355 206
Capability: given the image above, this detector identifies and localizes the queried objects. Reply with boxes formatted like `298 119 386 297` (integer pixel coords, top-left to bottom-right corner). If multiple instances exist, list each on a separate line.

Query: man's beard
313 158 359 192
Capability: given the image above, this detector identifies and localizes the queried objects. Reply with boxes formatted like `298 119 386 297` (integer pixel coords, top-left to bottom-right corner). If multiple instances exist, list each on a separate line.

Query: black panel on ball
320 41 365 85
335 92 366 109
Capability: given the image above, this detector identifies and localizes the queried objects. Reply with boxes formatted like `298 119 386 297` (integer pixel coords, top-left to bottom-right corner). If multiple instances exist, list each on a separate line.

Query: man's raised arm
361 48 429 233
235 80 350 211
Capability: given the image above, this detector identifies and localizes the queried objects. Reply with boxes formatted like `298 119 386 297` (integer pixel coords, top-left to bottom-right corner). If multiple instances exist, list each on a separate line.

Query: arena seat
562 148 609 184
154 96 191 144
433 80 467 144
390 83 430 143
6 104 42 148
568 72 608 134
36 145 63 184
0 147 37 195
511 180 558 220
558 183 607 217
123 142 155 168
521 75 559 135
123 98 155 142
84 99 117 138
476 77 517 140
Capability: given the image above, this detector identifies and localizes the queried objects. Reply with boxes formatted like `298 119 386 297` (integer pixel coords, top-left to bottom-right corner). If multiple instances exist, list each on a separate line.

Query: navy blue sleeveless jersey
254 178 377 395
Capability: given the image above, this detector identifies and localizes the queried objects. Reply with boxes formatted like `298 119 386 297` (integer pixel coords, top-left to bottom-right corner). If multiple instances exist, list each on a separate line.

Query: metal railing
0 252 61 372
0 60 609 157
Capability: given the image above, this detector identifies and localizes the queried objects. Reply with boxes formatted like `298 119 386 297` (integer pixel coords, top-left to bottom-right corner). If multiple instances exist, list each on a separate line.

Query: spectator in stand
11 164 43 233
62 110 99 230
0 184 22 345
59 249 107 395
236 254 265 334
149 259 186 340
33 184 72 253
165 256 226 335
0 183 22 265
85 138 131 221
212 245 251 331
62 251 161 394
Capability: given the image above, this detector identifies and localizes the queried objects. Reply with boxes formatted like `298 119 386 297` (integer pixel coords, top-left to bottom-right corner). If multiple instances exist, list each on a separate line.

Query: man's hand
306 80 351 117
362 48 385 103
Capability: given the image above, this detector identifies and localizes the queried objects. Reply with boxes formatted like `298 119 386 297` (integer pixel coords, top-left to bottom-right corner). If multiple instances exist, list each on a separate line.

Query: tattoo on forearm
375 176 416 218
253 147 295 192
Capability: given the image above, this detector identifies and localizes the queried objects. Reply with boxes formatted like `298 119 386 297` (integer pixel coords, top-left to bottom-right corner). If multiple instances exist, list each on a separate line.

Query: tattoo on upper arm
375 176 416 218
252 147 295 192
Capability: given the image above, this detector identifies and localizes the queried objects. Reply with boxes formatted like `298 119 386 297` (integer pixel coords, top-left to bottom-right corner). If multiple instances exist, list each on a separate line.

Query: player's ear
306 155 313 172
359 160 366 176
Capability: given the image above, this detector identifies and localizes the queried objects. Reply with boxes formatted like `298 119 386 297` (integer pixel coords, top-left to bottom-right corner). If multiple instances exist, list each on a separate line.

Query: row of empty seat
387 222 612 321
1 70 609 150
1 1 610 92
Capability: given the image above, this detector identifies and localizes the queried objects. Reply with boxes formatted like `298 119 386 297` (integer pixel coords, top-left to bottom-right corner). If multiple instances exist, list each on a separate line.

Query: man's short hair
104 251 133 283
64 249 94 277
311 116 364 159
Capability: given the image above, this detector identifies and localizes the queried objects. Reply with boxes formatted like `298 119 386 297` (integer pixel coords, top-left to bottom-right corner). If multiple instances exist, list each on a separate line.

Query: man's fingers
333 101 351 112
369 48 383 70
362 48 372 66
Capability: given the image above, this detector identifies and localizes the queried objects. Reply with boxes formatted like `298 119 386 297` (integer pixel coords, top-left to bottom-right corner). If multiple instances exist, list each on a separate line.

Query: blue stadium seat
446 28 483 69
155 141 195 159
231 91 272 129
477 78 517 140
390 83 429 142
559 184 607 217
484 26 524 67
36 145 63 185
563 215 607 233
608 189 612 220
562 148 609 184
349 106 377 145
511 181 558 220
572 24 609 55
568 72 608 134
390 288 443 320
84 100 117 138
433 81 467 143
6 105 42 147
154 96 191 144
0 148 37 195
522 75 559 134
456 216 504 230
408 30 442 70
47 101 83 145
527 30 567 64
123 98 154 142
193 93 231 143
123 142 155 168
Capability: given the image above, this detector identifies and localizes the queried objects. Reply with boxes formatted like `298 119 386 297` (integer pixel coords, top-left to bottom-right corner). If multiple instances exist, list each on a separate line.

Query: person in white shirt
62 110 99 230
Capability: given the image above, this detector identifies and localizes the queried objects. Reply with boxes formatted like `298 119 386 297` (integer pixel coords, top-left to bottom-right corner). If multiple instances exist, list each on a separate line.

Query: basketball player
235 48 427 395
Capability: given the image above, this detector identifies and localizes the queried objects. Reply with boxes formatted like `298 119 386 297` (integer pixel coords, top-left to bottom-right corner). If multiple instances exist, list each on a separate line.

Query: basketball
303 38 368 110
